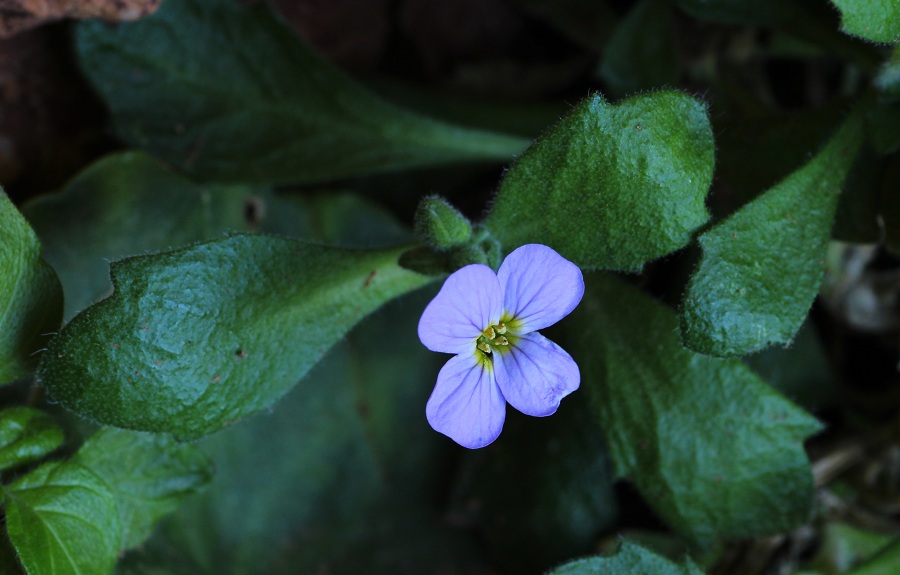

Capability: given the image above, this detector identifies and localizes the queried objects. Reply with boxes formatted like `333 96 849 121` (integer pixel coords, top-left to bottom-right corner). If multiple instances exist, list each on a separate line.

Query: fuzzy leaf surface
0 191 62 385
548 540 705 574
832 0 900 44
561 273 822 545
116 291 486 575
681 109 864 357
486 91 713 271
24 152 411 321
38 235 429 439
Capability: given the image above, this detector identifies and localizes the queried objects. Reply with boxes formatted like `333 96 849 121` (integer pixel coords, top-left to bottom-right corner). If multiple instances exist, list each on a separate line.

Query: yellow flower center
476 322 509 355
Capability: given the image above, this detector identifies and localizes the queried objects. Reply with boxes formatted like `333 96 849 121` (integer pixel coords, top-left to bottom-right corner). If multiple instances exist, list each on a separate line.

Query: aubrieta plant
2 0 900 574
419 244 583 448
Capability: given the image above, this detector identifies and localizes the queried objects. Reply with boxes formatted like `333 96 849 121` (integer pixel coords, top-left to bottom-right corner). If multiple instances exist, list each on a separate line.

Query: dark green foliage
486 91 713 271
562 273 821 546
75 0 528 185
681 108 864 357
0 192 62 385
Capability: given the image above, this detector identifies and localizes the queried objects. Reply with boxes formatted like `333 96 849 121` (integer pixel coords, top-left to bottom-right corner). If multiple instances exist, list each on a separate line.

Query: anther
495 323 507 335
483 326 496 339
495 336 508 346
477 342 492 354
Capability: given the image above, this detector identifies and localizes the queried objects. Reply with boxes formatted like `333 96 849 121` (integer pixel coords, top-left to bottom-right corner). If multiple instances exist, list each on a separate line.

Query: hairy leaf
75 428 213 550
548 540 705 575
3 461 120 575
0 191 62 385
23 152 411 320
486 91 713 271
562 274 821 546
831 0 900 44
38 235 429 439
75 0 527 185
0 408 64 473
681 108 864 357
116 291 485 575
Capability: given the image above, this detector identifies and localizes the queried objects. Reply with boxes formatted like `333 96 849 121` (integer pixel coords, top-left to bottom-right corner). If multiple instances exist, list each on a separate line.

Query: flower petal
498 244 584 333
418 264 502 354
493 332 579 417
426 353 506 449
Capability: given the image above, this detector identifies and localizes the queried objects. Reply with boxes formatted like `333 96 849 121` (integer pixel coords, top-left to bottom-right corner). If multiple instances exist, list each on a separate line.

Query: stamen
477 342 493 354
483 326 496 339
495 323 507 335
494 336 508 346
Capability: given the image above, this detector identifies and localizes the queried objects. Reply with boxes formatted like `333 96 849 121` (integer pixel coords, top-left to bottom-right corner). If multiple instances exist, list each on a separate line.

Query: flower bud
414 195 472 251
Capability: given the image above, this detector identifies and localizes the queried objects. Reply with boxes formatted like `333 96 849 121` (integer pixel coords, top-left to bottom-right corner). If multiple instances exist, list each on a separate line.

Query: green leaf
680 107 864 357
75 428 213 550
807 522 894 574
548 540 705 575
846 538 900 575
598 0 678 98
23 152 412 321
561 273 821 546
3 460 120 575
831 0 900 44
23 152 258 321
38 235 430 439
75 0 528 186
485 91 713 271
0 191 62 385
457 401 618 573
117 290 485 575
0 408 64 473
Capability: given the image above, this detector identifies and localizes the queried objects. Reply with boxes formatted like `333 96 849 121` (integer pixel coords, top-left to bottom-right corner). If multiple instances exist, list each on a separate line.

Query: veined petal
418 264 502 354
493 332 579 417
426 353 506 449
498 244 584 333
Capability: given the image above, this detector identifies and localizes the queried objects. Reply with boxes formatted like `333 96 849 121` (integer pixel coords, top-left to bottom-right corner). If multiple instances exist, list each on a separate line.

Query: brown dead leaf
0 0 161 38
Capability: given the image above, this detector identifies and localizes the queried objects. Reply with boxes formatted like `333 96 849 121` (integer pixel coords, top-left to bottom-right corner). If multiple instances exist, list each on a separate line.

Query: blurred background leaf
74 428 214 551
75 0 529 186
114 289 491 575
453 399 618 574
598 0 678 98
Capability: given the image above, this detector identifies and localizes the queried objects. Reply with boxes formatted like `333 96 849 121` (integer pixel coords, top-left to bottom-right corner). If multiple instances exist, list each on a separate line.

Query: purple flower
418 243 584 448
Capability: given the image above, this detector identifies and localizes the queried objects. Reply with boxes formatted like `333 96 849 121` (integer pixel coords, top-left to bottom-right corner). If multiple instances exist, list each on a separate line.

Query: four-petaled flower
418 243 584 448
